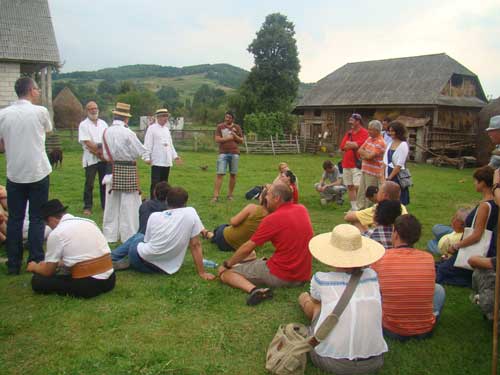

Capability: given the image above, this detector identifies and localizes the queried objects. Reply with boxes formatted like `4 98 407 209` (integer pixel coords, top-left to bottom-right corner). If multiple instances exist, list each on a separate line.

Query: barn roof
296 53 487 110
0 0 60 65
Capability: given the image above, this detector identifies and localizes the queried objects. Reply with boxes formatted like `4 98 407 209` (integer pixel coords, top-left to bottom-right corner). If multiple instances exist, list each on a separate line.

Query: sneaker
246 287 273 306
112 259 130 271
320 198 327 206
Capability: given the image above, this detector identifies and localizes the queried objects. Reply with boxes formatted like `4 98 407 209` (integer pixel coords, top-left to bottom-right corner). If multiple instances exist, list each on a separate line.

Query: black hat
40 199 68 219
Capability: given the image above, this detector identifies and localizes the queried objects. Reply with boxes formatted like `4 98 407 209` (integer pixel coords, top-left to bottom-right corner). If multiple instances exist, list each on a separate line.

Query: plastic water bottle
203 259 218 268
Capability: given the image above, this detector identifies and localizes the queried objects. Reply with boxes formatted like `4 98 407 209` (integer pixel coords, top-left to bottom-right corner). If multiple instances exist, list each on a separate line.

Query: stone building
0 0 60 114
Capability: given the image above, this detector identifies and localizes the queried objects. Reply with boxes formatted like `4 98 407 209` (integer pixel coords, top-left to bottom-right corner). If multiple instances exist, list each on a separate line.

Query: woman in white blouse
383 121 410 205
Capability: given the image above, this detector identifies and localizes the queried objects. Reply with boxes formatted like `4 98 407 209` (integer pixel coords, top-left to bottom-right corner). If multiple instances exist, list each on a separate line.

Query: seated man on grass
111 187 215 281
217 183 314 306
27 199 115 299
344 181 407 232
372 214 445 340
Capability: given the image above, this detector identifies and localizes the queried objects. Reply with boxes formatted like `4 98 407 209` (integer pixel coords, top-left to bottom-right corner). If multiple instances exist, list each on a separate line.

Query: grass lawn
0 149 496 374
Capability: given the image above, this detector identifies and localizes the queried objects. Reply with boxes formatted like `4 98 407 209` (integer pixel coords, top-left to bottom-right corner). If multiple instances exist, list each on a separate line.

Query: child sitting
427 208 469 256
365 185 379 206
273 162 289 184
314 160 346 206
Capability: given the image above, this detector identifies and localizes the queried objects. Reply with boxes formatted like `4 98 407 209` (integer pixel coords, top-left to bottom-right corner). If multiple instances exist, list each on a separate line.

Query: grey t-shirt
322 167 340 183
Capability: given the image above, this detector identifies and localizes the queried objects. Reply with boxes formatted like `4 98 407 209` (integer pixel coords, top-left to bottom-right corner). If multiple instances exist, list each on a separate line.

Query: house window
451 74 463 87
314 109 322 117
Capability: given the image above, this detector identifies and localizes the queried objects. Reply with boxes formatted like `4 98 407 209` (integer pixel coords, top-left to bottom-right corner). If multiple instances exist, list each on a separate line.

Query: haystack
53 87 83 129
477 97 500 165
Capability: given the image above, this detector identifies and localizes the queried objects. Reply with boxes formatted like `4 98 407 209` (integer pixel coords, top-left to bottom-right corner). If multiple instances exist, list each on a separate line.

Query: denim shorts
216 153 239 175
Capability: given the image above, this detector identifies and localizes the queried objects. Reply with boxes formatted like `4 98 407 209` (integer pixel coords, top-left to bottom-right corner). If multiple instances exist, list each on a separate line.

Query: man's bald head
379 181 401 201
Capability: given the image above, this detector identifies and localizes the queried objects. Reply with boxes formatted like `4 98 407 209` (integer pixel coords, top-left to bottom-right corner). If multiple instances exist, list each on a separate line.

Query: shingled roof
296 53 487 109
0 0 60 64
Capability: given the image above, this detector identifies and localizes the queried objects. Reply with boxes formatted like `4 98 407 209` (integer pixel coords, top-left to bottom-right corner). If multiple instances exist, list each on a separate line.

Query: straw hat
155 108 169 116
112 102 132 118
309 224 385 268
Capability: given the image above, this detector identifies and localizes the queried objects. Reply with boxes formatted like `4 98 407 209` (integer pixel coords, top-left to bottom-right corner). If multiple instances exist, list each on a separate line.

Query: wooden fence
244 135 301 155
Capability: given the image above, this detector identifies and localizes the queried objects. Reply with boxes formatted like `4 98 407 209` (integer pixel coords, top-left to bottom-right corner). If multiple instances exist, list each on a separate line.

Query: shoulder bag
265 270 362 375
397 168 413 189
454 202 492 270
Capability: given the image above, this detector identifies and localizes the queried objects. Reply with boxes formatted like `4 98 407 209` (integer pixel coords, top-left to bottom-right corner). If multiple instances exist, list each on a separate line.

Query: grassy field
0 149 497 374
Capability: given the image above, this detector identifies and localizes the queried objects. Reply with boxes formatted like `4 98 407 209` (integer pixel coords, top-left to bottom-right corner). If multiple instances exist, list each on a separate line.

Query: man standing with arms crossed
339 113 369 211
0 77 52 275
144 108 181 198
78 101 108 215
212 111 243 202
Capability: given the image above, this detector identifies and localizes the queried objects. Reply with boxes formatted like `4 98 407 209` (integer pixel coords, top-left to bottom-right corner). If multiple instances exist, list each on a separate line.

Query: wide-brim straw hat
155 108 169 116
112 102 132 118
309 224 385 268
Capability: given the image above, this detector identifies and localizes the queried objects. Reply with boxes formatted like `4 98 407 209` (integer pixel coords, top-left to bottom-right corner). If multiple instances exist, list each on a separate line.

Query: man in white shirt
0 77 52 275
27 199 115 298
144 108 181 198
102 102 150 243
78 101 109 215
111 187 215 281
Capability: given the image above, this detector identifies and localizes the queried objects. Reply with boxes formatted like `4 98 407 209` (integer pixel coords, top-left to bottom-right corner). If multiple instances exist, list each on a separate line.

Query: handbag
265 270 362 375
245 185 263 200
397 168 413 189
454 202 492 270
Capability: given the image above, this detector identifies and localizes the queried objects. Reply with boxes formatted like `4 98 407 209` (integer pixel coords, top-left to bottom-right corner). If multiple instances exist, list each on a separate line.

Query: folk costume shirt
102 120 149 162
144 122 178 167
78 117 108 167
250 202 313 282
339 127 369 169
45 214 113 280
0 99 52 183
137 207 204 274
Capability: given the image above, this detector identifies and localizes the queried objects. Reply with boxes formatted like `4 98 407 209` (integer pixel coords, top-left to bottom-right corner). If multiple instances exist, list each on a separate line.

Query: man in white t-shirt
78 101 109 215
144 108 181 198
0 77 52 275
111 187 215 280
27 199 115 298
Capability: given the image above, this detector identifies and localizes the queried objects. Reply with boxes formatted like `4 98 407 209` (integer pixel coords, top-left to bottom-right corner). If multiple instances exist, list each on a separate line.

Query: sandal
211 196 219 203
227 195 234 201
246 287 273 306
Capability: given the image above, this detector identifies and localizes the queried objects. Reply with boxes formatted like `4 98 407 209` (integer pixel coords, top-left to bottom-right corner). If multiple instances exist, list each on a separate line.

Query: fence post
295 136 300 154
244 135 249 154
271 135 276 156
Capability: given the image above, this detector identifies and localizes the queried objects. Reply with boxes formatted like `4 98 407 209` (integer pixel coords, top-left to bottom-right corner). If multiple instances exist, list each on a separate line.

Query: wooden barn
293 53 488 162
0 0 60 116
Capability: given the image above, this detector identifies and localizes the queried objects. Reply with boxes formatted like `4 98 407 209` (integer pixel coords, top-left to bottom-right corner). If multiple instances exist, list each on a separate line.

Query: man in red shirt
339 113 369 211
212 111 243 202
217 183 313 305
371 214 445 340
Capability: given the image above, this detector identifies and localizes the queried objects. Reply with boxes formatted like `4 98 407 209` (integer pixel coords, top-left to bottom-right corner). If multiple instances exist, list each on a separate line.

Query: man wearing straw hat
101 102 150 243
299 224 387 373
144 108 182 198
26 199 115 298
371 214 445 340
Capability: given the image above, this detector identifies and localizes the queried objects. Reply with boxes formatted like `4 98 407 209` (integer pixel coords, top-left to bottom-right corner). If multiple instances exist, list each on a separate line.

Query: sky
49 0 500 98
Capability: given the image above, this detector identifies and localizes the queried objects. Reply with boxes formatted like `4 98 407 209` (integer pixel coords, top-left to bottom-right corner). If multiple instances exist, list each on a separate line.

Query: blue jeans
216 153 239 175
111 233 158 274
6 176 49 271
427 225 453 255
383 283 446 341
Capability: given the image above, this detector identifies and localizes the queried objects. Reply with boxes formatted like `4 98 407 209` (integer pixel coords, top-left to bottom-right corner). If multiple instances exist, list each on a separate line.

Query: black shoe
246 287 273 306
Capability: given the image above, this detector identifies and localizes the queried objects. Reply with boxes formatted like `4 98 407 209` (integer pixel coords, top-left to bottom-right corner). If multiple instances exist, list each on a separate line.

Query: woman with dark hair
280 170 299 203
363 200 402 249
205 187 269 252
383 121 410 205
436 166 498 287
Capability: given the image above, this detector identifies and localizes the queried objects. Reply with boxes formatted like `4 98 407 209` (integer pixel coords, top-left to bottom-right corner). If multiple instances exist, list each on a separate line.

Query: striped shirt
360 135 386 176
371 248 436 336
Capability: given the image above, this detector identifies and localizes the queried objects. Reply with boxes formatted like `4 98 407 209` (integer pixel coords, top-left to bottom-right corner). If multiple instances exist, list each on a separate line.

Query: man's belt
71 253 113 279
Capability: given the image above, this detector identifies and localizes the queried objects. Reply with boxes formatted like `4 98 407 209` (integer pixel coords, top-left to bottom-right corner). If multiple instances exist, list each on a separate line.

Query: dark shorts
211 224 235 252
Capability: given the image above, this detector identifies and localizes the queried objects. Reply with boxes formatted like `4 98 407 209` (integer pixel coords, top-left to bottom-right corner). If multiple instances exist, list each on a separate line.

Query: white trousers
102 179 141 243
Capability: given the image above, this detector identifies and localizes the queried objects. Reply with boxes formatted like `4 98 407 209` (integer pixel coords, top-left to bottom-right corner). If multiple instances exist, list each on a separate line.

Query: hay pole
493 222 500 375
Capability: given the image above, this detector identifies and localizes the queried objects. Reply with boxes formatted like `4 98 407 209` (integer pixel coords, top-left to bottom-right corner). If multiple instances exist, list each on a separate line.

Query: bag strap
309 269 362 345
471 201 492 228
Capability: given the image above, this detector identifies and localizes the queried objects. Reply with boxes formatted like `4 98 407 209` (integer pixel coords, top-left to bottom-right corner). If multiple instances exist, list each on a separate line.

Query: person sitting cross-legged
299 224 388 374
217 182 314 305
345 181 407 232
27 199 116 298
372 214 446 340
362 200 402 249
111 187 215 281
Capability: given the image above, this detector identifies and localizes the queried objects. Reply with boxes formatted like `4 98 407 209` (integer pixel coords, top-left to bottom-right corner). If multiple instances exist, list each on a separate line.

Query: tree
234 13 300 120
116 89 160 126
